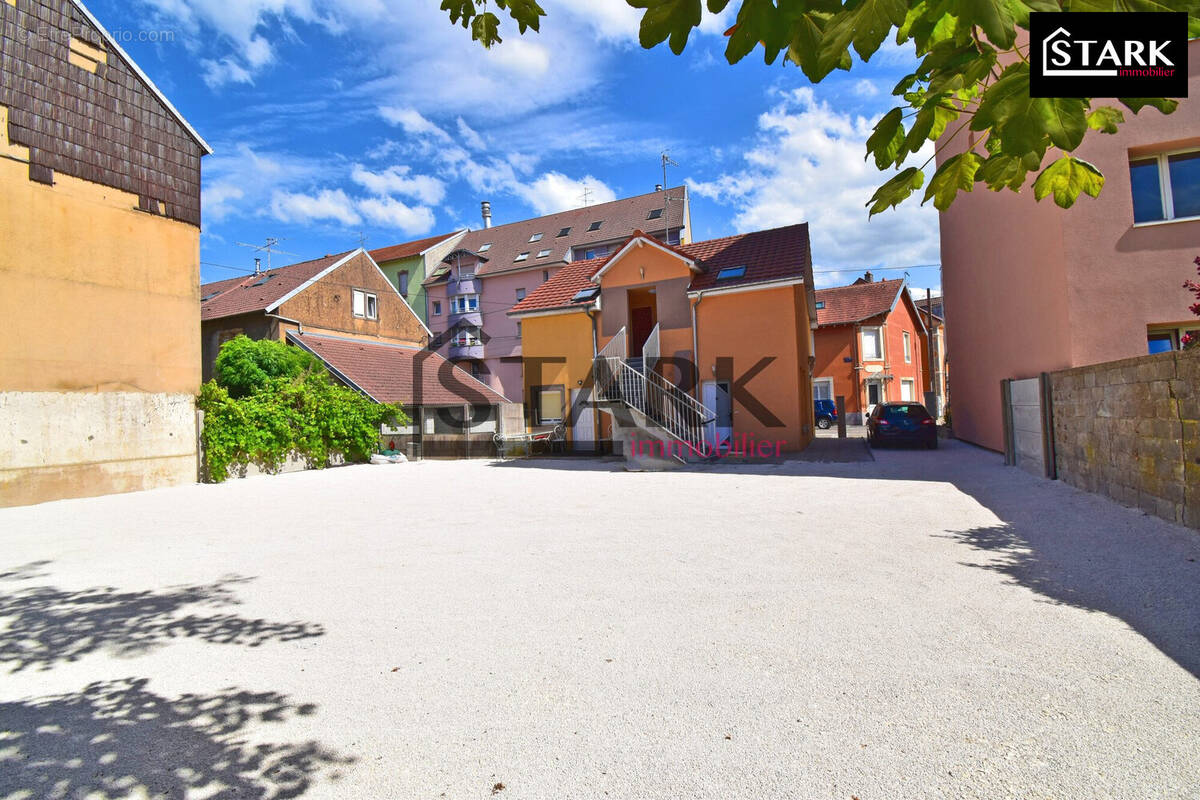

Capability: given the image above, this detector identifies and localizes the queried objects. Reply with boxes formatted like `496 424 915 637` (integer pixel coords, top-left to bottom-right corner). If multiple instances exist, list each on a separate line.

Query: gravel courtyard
1 441 1197 799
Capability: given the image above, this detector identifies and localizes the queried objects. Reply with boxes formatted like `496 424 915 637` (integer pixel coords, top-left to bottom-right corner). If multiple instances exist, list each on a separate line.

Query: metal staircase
593 326 715 464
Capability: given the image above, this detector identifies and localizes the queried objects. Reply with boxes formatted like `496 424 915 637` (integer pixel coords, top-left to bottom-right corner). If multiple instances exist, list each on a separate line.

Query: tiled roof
369 231 463 264
509 223 812 316
815 279 906 327
200 251 354 321
462 187 687 277
287 332 511 406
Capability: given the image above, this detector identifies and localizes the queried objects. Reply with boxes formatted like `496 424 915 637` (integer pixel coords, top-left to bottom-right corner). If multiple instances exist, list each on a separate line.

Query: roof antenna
661 151 680 243
580 185 593 207
236 237 297 274
357 231 369 249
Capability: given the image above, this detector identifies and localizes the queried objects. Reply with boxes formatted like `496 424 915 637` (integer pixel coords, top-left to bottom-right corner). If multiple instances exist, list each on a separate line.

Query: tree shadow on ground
0 563 324 673
0 678 353 799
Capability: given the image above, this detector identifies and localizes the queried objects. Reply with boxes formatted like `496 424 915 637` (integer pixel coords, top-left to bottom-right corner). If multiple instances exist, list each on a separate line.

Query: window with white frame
903 331 912 363
812 378 834 401
451 327 481 347
900 379 915 402
534 385 565 424
352 289 378 320
452 295 479 314
432 300 442 316
1130 149 1200 224
1148 325 1200 353
861 327 883 360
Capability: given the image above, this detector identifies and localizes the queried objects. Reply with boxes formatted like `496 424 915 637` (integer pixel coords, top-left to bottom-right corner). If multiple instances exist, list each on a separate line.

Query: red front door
630 306 655 353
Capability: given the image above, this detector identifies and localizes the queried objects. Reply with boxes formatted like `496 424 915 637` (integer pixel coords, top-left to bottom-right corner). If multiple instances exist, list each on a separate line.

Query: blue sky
90 0 943 292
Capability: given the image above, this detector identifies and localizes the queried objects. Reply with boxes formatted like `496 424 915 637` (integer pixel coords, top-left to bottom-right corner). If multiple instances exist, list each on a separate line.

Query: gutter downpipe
690 291 705 402
267 313 304 337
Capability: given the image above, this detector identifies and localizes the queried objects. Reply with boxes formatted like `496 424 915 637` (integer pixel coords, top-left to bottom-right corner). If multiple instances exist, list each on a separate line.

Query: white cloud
456 117 486 151
202 143 332 223
359 196 436 234
351 165 446 205
270 188 362 226
852 79 880 98
379 106 453 141
200 57 254 87
512 172 617 216
689 88 939 273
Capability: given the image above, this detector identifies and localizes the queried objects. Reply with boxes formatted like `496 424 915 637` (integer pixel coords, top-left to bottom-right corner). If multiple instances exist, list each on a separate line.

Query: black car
867 402 938 449
814 398 838 430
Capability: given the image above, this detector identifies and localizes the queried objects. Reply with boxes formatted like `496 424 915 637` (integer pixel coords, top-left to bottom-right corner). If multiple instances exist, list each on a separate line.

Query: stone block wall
1050 349 1198 529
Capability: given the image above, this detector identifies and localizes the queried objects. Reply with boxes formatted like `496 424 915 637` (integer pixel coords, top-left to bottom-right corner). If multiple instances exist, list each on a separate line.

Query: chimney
863 270 874 283
481 201 492 229
655 184 663 191
254 257 262 275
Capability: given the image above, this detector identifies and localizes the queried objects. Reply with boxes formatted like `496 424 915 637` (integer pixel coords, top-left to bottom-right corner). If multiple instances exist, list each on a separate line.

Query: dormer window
529 233 544 242
815 301 826 310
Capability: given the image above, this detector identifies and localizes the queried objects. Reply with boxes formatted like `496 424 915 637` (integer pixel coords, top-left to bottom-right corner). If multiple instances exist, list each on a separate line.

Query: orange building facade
812 277 929 425
511 225 819 459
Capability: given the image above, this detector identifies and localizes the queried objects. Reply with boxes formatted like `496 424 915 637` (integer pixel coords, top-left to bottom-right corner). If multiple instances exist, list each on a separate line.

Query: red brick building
812 275 929 424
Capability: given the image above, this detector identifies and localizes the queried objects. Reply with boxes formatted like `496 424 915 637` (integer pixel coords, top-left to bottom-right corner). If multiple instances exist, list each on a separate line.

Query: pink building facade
937 39 1200 452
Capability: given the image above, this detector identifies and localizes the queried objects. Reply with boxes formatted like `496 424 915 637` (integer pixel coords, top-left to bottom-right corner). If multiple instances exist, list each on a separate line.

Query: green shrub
198 338 406 482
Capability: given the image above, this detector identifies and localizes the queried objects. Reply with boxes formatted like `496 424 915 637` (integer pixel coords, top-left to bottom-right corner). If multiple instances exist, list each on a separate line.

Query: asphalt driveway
1 441 1197 799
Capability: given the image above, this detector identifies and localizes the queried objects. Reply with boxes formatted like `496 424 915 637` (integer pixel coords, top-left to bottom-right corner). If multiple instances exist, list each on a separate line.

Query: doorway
866 379 885 415
628 288 658 354
703 381 732 451
570 388 595 454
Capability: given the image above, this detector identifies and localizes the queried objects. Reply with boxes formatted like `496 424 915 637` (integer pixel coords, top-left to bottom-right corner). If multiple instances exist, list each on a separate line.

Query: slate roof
200 251 354 322
461 187 688 277
287 332 510 406
814 279 906 327
369 231 464 264
509 223 812 316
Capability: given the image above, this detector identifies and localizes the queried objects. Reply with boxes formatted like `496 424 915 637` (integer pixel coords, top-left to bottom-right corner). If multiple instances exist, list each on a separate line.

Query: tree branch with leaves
443 0 1199 215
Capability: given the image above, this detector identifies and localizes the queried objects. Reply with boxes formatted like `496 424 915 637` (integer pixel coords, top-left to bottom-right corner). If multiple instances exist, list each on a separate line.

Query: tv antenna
580 185 594 207
661 151 682 243
236 237 298 274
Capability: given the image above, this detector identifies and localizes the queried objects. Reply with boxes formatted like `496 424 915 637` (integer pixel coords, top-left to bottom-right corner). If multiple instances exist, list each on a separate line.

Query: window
903 331 912 363
716 266 746 281
452 295 479 314
534 385 566 424
352 289 378 320
1148 332 1175 354
647 208 664 220
542 270 550 281
557 227 571 237
1130 150 1200 223
397 271 409 297
478 243 492 252
432 301 442 316
451 327 481 347
516 321 522 336
583 246 608 260
514 252 530 262
588 221 603 232
251 274 272 287
812 378 834 401
529 232 544 242
537 249 551 258
815 301 825 310
900 379 915 402
458 265 474 280
861 327 883 360
516 288 526 301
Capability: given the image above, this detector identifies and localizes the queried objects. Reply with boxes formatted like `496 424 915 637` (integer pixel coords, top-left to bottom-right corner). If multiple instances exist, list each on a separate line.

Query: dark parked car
867 402 938 449
814 398 838 430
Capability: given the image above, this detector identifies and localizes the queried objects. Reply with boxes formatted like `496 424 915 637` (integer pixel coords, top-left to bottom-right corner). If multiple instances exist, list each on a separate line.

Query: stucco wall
938 39 1200 452
520 310 596 439
1050 349 1199 529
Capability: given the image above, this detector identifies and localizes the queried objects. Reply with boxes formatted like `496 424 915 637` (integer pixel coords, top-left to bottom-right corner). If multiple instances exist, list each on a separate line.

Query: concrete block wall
1050 349 1198 529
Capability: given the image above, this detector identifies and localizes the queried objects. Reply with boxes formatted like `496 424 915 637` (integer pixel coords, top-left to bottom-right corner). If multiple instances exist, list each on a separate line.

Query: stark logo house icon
1030 12 1188 98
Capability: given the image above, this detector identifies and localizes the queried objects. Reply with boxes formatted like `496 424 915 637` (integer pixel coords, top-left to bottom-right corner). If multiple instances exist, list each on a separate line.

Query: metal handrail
594 355 714 448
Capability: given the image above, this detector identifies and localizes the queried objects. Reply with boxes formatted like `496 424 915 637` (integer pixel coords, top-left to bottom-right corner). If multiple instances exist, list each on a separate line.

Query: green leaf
866 108 906 169
498 0 546 34
1086 106 1125 134
471 12 502 47
1120 97 1181 115
440 0 474 27
1033 155 1106 209
978 152 1035 191
817 0 908 77
957 0 1017 49
635 0 704 54
867 167 926 216
923 151 983 210
903 99 958 155
1037 96 1089 151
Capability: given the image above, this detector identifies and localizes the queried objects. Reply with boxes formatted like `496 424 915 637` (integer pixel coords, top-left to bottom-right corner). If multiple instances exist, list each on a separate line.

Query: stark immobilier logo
1030 12 1188 98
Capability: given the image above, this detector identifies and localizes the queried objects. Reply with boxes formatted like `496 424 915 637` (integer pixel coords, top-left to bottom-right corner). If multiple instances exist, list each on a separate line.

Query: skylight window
251 274 272 287
529 232 544 242
647 208 664 220
588 221 603 232
571 287 601 303
537 249 551 258
514 252 530 262
478 243 492 252
557 227 571 237
716 266 747 281
815 301 826 309
202 291 221 301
